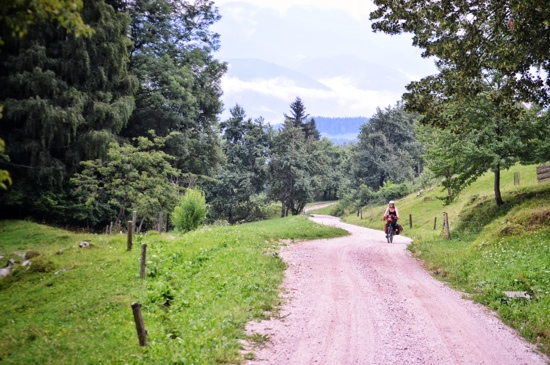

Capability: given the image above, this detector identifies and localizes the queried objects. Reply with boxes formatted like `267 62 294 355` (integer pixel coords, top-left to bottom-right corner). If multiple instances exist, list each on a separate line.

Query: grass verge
0 216 347 364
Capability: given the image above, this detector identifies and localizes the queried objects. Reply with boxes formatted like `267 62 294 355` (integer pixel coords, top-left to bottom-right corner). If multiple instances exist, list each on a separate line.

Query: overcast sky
211 0 438 122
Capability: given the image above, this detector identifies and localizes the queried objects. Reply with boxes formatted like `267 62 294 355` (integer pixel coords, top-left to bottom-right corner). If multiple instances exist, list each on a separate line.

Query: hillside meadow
3 163 550 362
339 164 550 354
0 216 347 364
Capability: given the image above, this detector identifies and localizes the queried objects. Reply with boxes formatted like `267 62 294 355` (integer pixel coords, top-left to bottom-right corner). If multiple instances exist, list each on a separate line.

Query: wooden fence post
433 217 437 230
158 212 163 232
409 214 413 229
443 212 451 239
514 172 520 186
131 302 147 346
360 208 363 219
109 222 113 235
127 221 133 251
537 165 550 183
140 243 147 279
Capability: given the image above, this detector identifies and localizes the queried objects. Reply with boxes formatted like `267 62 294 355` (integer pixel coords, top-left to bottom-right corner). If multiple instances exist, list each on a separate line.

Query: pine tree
284 97 320 140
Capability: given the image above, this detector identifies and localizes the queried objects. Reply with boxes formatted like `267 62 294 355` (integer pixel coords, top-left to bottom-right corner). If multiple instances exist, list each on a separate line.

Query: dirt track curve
244 214 548 365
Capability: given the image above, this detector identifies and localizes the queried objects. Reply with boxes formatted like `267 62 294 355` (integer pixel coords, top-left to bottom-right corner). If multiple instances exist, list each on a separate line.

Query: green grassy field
0 216 347 364
339 164 550 354
3 164 550 362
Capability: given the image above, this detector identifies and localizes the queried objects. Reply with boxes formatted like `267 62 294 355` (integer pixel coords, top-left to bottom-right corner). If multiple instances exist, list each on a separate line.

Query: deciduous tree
370 0 550 106
0 0 94 46
418 74 537 206
71 132 181 229
122 0 226 176
205 105 270 224
350 102 421 190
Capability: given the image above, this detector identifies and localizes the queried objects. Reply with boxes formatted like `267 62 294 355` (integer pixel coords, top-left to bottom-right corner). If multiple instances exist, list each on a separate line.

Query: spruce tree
0 0 136 221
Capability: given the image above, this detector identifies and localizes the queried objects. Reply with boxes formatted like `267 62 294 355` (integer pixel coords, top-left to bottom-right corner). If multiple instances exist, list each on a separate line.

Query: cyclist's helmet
389 200 395 204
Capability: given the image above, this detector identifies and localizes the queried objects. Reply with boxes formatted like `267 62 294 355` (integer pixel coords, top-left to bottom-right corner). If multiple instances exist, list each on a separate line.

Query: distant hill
227 58 330 90
313 116 367 137
273 116 367 144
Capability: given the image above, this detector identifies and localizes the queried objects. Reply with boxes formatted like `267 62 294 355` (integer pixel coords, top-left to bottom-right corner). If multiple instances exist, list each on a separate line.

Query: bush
171 189 207 232
330 202 347 217
375 181 410 202
413 169 441 190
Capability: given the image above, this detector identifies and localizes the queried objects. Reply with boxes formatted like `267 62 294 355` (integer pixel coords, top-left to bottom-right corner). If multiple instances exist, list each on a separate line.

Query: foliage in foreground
0 216 347 364
342 164 550 355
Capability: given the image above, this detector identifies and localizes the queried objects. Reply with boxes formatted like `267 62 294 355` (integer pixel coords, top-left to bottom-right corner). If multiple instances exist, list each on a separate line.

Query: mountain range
221 57 410 124
213 2 437 127
272 116 368 144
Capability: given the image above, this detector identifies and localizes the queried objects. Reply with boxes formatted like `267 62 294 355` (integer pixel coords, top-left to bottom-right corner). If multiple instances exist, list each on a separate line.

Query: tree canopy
418 75 536 206
0 0 226 227
370 0 550 106
370 1 550 205
71 132 181 229
0 0 136 221
205 105 271 224
122 0 226 176
0 0 94 46
350 102 422 191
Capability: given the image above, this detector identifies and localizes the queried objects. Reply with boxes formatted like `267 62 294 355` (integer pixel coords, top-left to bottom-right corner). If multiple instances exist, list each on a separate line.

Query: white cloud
319 76 403 113
221 75 403 122
222 76 332 101
219 3 259 37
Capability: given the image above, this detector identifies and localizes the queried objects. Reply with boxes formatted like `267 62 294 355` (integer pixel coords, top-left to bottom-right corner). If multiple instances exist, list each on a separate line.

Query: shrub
171 189 207 232
376 181 410 202
330 202 347 217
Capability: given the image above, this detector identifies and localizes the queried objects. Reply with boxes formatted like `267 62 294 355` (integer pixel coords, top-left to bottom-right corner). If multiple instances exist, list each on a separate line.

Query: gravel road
244 214 548 364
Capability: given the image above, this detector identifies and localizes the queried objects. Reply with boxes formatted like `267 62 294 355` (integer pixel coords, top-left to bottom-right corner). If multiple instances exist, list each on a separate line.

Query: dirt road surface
303 203 336 213
245 215 548 365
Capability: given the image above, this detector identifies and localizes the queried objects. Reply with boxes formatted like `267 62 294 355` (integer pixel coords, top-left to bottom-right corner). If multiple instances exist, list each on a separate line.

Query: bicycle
385 215 398 243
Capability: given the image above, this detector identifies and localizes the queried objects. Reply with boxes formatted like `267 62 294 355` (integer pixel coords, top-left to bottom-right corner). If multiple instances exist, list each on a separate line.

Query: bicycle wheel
386 225 392 243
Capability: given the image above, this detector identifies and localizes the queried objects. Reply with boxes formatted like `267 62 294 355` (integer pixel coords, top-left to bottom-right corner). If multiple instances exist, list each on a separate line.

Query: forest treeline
1 0 550 231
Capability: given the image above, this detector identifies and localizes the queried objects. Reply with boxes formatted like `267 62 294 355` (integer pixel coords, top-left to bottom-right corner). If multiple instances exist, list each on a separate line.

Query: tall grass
342 164 550 354
0 216 347 364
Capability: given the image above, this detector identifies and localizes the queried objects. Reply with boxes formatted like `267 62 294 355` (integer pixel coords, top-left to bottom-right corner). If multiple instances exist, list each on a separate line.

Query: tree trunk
117 205 126 227
281 201 285 218
494 168 504 206
138 216 145 233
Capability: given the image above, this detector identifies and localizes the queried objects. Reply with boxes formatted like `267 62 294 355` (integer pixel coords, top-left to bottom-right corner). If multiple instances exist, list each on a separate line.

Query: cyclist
382 200 400 237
